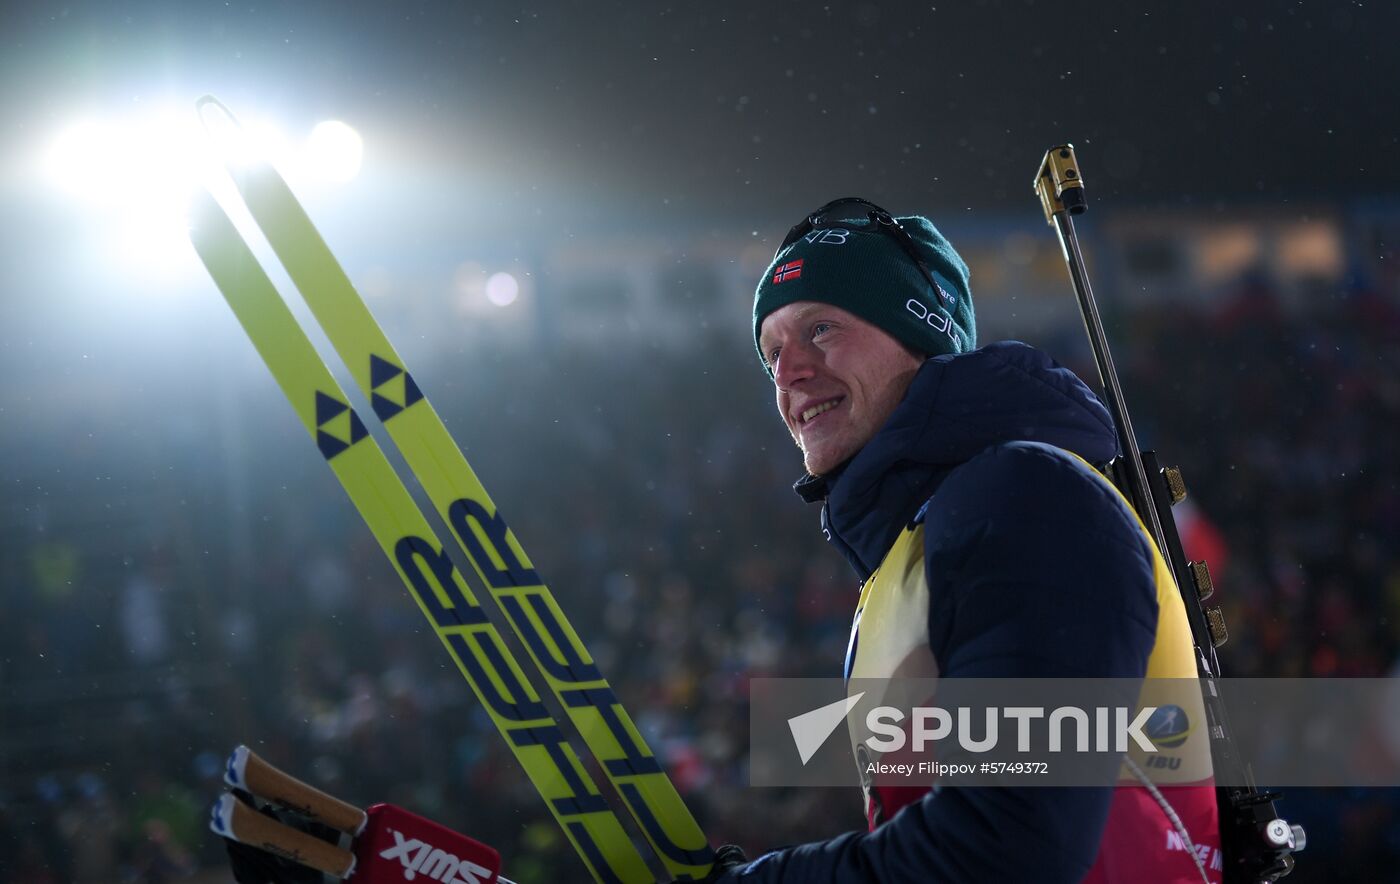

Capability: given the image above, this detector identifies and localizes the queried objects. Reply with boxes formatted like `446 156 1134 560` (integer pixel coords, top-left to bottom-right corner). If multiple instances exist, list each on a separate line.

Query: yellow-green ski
189 190 655 883
213 120 714 881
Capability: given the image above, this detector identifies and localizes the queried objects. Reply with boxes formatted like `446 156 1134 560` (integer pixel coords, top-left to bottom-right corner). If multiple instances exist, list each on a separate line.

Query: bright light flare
38 105 368 285
41 110 209 206
42 119 110 197
485 272 520 307
304 120 363 183
39 107 223 282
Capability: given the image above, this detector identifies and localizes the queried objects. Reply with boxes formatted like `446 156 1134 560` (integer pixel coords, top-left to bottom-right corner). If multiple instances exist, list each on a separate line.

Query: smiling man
707 200 1221 883
763 300 925 478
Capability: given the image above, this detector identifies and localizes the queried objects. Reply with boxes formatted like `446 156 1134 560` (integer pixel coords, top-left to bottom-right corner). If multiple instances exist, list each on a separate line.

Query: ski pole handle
225 744 368 835
217 746 514 883
211 792 357 878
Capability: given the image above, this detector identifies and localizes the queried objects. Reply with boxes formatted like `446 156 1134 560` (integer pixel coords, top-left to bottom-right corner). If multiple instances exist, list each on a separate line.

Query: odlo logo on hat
905 298 958 348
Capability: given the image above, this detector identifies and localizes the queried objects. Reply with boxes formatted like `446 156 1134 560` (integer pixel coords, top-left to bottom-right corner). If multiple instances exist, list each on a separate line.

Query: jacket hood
795 340 1120 579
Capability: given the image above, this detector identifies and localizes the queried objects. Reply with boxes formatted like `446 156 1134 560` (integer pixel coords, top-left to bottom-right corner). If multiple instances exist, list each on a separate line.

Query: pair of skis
188 96 712 882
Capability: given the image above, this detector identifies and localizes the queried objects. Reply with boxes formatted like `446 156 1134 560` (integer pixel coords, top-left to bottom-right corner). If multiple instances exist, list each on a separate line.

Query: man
710 199 1220 882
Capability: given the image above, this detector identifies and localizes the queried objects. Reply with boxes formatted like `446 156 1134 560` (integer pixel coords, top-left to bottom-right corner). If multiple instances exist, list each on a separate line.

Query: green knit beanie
753 206 976 375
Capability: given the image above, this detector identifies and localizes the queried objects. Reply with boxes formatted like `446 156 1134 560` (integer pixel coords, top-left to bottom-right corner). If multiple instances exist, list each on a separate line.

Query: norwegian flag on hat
773 259 804 284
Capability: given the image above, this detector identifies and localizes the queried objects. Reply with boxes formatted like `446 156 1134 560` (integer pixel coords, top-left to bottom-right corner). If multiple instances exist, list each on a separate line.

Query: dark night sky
2 0 1397 232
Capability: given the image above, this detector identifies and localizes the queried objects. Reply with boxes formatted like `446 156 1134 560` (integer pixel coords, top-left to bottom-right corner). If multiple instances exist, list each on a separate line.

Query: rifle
1034 146 1305 883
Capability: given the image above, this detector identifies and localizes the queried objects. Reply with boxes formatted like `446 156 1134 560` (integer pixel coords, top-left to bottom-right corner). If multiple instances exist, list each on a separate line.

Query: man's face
759 301 924 476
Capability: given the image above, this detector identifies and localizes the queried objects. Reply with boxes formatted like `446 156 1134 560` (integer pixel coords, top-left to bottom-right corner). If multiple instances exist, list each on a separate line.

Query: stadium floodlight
485 271 519 307
41 109 207 205
41 118 110 198
38 102 365 282
305 120 363 183
40 106 221 279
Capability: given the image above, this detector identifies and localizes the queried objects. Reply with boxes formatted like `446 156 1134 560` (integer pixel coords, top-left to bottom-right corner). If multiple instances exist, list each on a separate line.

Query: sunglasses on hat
777 197 950 305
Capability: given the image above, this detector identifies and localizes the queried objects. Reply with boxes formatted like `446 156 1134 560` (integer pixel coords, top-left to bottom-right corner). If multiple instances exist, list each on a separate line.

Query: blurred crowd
3 269 1399 882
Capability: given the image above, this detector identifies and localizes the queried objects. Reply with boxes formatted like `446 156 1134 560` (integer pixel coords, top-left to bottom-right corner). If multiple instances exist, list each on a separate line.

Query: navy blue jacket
720 341 1160 883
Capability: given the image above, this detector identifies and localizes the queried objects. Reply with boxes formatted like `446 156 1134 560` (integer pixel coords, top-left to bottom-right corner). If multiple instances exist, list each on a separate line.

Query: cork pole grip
213 793 357 878
225 745 368 835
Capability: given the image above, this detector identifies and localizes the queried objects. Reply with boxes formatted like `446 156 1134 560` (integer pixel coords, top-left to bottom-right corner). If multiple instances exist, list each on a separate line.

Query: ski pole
212 745 517 884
